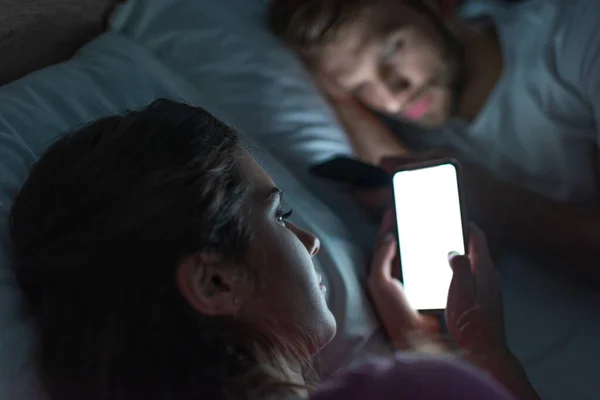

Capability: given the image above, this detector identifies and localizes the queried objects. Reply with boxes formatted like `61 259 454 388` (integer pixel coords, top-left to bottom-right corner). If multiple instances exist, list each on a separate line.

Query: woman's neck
287 360 308 398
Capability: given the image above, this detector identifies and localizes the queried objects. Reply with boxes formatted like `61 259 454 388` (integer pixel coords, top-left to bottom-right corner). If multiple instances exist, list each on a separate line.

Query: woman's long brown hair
10 99 313 400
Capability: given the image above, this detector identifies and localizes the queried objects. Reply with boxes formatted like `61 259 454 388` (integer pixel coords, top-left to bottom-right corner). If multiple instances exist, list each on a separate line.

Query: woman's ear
176 252 251 316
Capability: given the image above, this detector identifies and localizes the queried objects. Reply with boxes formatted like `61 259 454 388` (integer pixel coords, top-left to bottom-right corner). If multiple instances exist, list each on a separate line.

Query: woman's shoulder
310 353 515 400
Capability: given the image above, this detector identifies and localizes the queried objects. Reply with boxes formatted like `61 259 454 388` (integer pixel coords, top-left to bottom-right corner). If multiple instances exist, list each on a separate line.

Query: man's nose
378 77 413 114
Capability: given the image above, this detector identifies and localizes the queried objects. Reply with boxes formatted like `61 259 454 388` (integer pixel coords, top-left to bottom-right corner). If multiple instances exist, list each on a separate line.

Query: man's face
317 2 465 129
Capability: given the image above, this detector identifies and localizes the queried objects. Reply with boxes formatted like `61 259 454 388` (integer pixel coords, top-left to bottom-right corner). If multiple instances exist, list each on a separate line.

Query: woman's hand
367 210 439 349
446 224 506 356
367 209 505 354
368 215 540 398
447 225 541 399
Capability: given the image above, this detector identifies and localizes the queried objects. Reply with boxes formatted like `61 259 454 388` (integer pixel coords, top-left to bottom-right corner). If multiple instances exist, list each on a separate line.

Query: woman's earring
233 296 241 305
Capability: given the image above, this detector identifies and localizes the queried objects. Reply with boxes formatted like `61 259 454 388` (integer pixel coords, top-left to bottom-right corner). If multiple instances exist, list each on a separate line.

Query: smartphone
392 159 468 312
311 156 392 189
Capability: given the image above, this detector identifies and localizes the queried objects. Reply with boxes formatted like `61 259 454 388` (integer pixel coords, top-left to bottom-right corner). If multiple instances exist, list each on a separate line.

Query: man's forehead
318 25 379 84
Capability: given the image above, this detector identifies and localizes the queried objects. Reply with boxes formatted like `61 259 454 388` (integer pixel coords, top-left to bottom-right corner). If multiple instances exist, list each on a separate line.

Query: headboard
0 0 118 86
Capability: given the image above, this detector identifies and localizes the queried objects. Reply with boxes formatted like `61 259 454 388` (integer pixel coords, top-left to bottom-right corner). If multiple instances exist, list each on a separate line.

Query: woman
9 99 536 399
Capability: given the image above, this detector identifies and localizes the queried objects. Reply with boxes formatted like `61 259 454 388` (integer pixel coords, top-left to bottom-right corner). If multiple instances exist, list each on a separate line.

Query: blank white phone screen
393 163 465 311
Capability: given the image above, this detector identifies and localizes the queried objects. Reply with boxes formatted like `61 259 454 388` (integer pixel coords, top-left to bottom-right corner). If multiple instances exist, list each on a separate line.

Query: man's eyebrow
264 187 283 203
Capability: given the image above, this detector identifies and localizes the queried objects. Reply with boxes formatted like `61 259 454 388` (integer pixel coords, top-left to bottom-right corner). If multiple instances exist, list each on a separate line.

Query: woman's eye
276 208 293 224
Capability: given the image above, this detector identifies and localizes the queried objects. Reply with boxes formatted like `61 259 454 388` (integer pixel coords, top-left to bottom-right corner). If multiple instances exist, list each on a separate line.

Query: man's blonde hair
268 0 390 56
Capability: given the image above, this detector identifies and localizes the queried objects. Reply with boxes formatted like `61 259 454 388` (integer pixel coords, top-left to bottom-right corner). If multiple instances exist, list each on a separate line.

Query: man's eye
276 208 293 223
382 37 404 63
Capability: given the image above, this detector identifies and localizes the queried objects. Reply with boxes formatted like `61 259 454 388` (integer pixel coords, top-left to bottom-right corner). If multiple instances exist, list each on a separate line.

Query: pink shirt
311 353 515 400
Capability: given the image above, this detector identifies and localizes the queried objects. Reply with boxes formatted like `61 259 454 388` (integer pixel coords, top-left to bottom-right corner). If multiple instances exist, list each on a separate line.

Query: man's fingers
352 187 393 211
317 72 352 101
380 156 414 174
380 150 450 174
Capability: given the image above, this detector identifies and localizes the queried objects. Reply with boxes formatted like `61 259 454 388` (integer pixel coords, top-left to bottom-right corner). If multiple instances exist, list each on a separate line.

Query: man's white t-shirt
393 0 600 205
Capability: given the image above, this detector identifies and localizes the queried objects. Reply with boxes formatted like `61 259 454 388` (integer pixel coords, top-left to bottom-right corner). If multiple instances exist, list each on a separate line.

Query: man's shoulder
485 0 600 88
468 0 598 43
548 0 600 87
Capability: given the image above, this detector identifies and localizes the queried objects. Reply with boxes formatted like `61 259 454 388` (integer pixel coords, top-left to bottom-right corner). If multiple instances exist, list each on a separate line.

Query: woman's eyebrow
264 187 283 203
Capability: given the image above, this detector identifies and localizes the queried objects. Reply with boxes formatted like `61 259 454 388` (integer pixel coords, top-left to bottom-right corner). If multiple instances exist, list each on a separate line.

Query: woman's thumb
448 252 477 303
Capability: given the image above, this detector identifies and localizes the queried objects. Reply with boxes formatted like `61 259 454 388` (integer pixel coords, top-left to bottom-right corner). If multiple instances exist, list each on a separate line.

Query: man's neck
456 24 504 122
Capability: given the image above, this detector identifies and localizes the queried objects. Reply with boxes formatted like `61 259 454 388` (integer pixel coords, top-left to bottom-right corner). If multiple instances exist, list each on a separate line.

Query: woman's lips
319 282 327 294
402 94 432 120
317 272 326 293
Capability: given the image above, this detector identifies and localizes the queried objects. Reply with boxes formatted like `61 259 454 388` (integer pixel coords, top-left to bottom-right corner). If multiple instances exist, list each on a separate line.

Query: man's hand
378 149 452 173
315 72 411 165
316 71 355 104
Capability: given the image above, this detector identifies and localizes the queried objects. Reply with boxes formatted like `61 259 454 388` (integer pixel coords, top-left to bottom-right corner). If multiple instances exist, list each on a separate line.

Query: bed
0 1 598 399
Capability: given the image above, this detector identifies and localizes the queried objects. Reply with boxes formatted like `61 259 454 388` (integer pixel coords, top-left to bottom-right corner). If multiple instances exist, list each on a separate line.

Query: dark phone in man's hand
311 157 392 189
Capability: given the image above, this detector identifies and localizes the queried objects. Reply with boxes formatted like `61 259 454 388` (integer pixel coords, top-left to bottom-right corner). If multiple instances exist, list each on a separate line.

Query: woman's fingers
378 208 397 235
448 253 477 303
468 224 506 343
446 252 477 338
468 223 492 272
352 187 393 218
371 234 397 279
370 209 398 278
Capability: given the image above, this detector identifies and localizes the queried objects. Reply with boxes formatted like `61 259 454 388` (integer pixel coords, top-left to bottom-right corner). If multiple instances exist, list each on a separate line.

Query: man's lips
402 94 433 120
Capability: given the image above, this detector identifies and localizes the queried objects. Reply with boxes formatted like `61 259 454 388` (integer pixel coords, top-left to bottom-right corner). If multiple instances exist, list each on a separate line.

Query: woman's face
236 153 336 353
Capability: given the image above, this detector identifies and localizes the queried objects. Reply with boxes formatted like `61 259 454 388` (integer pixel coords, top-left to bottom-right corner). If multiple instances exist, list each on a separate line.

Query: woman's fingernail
448 251 459 261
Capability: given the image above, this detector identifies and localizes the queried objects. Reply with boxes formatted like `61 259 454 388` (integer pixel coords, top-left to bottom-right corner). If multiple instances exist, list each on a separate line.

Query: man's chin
391 112 447 130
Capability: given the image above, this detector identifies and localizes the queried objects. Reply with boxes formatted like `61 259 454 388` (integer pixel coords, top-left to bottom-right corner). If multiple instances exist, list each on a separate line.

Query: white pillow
110 0 354 175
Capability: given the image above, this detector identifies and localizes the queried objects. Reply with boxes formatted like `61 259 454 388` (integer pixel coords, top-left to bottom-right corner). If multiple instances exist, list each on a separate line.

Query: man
268 0 600 281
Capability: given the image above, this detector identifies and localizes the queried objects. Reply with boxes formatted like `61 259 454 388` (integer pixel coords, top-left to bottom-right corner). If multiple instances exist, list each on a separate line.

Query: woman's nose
306 233 320 257
292 224 320 256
